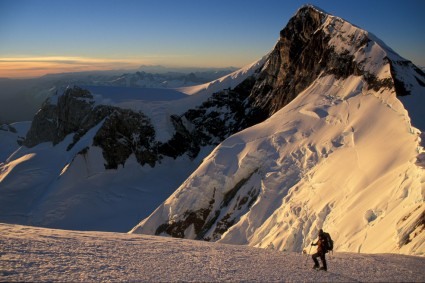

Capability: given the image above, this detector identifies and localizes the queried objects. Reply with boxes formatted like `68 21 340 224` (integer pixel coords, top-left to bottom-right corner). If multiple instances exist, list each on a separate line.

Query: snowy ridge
321 10 401 78
302 4 425 132
177 54 268 96
0 119 211 230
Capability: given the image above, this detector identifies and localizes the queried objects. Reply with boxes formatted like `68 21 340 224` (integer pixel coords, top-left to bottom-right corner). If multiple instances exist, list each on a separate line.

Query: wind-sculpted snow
2 223 425 282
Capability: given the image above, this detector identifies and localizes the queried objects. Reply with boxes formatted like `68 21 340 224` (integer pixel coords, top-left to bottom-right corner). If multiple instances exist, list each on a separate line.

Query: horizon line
0 56 244 79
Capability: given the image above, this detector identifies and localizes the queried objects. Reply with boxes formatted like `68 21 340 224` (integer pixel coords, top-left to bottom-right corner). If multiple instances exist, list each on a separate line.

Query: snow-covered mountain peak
131 6 425 256
249 4 424 129
293 4 400 75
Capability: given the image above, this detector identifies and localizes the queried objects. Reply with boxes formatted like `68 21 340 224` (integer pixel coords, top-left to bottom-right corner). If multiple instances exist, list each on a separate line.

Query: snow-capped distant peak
177 54 269 96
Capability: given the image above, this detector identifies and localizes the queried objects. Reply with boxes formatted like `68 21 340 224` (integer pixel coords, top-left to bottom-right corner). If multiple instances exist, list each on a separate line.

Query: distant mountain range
1 5 424 256
0 66 237 124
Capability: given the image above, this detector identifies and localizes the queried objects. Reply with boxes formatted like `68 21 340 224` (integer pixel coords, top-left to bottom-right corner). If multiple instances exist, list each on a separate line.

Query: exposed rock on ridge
249 5 425 117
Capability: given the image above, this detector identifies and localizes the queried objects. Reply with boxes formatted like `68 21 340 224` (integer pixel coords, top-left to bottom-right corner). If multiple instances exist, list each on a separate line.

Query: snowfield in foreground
1 223 424 282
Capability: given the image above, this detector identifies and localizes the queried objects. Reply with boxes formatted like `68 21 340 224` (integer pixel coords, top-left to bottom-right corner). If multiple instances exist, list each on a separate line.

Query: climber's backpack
323 232 333 252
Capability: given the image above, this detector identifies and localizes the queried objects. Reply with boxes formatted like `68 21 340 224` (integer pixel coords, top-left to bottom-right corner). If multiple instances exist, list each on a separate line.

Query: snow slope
133 73 425 255
0 126 212 231
0 122 31 163
1 223 424 282
132 5 425 256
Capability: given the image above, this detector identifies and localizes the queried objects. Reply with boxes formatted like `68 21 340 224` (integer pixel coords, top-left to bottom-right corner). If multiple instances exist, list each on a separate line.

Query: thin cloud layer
0 56 142 78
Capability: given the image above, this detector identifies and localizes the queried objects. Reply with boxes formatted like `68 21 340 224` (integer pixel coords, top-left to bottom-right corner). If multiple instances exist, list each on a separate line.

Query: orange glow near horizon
0 56 144 78
0 54 247 79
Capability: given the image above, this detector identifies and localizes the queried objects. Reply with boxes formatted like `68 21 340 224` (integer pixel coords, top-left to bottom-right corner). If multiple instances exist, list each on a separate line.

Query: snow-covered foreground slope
1 223 424 282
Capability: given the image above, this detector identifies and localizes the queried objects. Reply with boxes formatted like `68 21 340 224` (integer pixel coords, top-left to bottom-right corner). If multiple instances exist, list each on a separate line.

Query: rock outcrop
24 86 158 169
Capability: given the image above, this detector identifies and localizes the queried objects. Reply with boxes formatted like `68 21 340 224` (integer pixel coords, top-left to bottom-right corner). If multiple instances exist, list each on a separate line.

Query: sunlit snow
1 223 424 282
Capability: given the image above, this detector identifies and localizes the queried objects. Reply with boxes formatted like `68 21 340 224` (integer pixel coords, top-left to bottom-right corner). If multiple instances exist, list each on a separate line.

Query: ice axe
304 244 313 266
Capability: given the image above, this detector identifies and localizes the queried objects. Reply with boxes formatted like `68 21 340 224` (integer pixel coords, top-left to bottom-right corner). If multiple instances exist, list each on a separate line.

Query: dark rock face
24 86 160 169
158 75 267 160
154 169 261 240
155 204 214 239
25 86 95 147
56 87 94 141
93 109 158 169
158 114 200 159
249 6 329 115
388 59 425 96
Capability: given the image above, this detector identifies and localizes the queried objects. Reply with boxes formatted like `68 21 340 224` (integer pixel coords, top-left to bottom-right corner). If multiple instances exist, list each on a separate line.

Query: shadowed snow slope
1 223 425 282
131 5 425 256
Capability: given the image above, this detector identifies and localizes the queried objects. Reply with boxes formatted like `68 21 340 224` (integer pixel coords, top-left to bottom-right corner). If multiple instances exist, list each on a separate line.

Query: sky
0 0 424 78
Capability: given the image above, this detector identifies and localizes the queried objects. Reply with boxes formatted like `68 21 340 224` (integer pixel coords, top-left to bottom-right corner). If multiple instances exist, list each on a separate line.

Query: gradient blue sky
0 0 424 78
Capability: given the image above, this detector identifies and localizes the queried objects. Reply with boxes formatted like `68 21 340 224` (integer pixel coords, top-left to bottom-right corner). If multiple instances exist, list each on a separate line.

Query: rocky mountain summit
249 5 424 116
131 5 425 255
